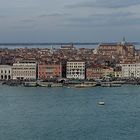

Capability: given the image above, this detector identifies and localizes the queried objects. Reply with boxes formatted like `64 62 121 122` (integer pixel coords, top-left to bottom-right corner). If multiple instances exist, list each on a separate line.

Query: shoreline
1 80 140 88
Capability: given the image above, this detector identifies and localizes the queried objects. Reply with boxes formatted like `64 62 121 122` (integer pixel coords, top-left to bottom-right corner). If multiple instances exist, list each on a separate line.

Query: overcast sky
0 0 140 43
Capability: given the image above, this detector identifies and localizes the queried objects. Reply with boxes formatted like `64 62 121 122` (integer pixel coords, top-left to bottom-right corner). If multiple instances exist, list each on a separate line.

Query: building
86 65 103 80
114 66 122 78
114 71 122 78
121 63 140 78
0 65 12 80
86 65 115 80
38 63 62 80
61 44 76 50
97 43 118 56
97 41 135 60
12 61 37 80
66 61 85 79
102 67 114 78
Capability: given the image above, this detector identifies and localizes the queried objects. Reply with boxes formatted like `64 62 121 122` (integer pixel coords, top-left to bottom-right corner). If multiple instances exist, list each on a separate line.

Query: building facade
66 61 85 79
121 63 140 78
86 66 103 80
114 71 122 78
98 42 135 57
38 63 62 80
12 61 37 80
0 65 12 80
102 67 114 78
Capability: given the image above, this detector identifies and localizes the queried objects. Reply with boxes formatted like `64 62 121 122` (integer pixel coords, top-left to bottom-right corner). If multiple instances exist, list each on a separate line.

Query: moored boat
74 83 96 88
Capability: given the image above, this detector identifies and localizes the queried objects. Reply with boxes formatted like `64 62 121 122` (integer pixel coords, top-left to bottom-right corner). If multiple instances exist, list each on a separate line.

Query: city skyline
0 0 140 43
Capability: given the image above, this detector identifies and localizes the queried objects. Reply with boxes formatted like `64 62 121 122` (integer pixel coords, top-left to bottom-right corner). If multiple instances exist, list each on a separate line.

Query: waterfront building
114 66 122 78
66 61 85 79
86 65 103 80
121 63 140 78
0 65 12 80
102 67 114 78
38 63 62 80
114 71 122 78
12 61 37 80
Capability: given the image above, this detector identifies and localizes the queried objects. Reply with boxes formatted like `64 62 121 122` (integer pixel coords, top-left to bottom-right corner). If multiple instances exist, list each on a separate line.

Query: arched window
5 75 7 80
8 75 11 79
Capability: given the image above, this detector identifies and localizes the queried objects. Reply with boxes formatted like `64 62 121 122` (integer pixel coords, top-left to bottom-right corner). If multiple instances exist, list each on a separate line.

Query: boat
101 83 111 87
101 83 121 87
74 83 96 88
98 101 105 105
111 84 121 87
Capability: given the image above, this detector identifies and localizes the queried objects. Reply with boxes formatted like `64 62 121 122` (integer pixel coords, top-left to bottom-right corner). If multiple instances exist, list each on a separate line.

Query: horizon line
0 42 139 46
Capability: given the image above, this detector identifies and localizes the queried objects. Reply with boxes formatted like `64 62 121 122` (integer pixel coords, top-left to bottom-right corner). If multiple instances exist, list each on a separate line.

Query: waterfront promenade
1 78 140 87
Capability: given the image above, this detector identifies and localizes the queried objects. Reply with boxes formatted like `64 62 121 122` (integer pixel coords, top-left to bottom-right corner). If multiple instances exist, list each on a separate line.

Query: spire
121 37 126 45
123 37 126 42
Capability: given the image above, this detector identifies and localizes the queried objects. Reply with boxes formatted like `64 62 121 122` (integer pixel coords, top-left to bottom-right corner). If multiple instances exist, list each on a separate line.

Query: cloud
0 15 7 18
38 13 62 18
37 13 70 19
90 11 135 19
20 19 36 23
61 11 139 28
66 0 140 9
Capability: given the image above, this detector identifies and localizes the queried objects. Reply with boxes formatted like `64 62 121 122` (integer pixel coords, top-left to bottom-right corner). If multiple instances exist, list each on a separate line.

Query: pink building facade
38 63 62 80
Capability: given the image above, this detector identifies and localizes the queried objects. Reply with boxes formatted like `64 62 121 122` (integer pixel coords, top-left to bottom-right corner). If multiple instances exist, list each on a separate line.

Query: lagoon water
0 85 140 140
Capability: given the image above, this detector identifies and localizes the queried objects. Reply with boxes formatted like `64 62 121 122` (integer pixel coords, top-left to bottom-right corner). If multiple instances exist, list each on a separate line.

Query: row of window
67 72 85 75
67 63 85 65
39 67 60 69
67 72 84 74
13 68 35 70
122 65 140 67
39 72 61 74
0 70 11 74
13 74 35 76
0 75 11 80
67 69 84 71
67 75 85 77
67 66 84 68
13 72 36 76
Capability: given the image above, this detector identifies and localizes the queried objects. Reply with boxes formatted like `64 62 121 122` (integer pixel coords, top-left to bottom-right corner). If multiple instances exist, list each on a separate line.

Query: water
0 44 98 49
0 85 140 140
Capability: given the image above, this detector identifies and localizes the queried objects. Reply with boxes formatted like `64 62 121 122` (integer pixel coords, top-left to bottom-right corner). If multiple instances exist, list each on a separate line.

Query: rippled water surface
0 85 140 140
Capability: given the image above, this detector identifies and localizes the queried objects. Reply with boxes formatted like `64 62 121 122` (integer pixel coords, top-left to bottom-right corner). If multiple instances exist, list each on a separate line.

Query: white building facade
0 65 12 80
66 61 85 79
12 61 37 80
121 63 140 78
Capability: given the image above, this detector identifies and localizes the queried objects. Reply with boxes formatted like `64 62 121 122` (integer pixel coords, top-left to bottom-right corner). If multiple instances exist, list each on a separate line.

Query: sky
0 0 140 43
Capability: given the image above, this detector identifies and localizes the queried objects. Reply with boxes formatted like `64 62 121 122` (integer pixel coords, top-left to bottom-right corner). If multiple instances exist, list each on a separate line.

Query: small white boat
98 101 105 105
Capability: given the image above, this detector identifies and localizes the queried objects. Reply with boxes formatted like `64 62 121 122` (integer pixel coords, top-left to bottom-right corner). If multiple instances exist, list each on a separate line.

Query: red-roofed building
86 65 104 80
